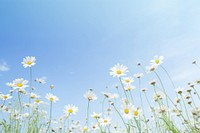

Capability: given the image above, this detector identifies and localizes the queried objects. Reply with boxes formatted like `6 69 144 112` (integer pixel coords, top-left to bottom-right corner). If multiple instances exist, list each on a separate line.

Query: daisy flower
150 55 164 66
91 112 101 119
124 84 135 91
45 93 59 103
134 73 143 79
110 64 128 77
153 91 165 102
21 56 36 68
84 90 97 101
0 94 12 101
146 65 157 73
13 78 29 90
30 93 40 99
35 77 46 84
6 82 14 88
121 104 134 119
99 117 111 126
176 87 184 94
133 107 141 118
111 93 119 99
64 104 78 116
122 77 134 85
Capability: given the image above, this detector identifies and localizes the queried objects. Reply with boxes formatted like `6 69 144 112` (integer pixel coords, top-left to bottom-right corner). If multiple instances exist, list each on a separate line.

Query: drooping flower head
84 89 97 101
110 64 128 77
21 56 36 68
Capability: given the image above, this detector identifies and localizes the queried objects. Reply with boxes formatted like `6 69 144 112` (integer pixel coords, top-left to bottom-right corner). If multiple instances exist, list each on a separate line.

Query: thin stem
112 104 129 133
119 77 128 99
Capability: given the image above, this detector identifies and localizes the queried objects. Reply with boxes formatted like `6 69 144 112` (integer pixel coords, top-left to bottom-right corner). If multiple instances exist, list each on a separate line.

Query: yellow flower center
116 70 122 75
124 108 129 114
17 83 23 87
35 99 40 103
125 79 130 83
3 96 8 99
27 61 32 65
104 119 108 123
127 87 132 91
134 110 139 116
155 59 160 64
68 109 73 113
49 97 54 101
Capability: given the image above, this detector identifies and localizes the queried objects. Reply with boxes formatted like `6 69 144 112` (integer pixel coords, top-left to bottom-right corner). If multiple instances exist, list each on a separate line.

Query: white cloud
0 61 10 72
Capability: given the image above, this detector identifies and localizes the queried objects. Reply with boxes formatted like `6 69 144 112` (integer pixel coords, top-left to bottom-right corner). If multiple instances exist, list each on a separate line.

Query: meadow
0 55 200 133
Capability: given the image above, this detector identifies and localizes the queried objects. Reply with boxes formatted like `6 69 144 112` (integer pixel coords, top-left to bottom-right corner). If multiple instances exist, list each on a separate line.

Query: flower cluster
1 55 200 133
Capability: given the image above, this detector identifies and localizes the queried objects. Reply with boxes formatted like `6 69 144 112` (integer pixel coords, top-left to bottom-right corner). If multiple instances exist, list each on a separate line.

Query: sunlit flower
133 107 141 118
110 64 128 77
91 112 101 119
157 105 168 114
121 104 134 119
146 65 157 73
111 93 119 99
64 104 78 116
0 94 12 101
99 117 111 126
150 55 164 66
124 84 135 91
153 92 164 102
21 56 36 68
45 93 59 103
122 77 134 85
176 87 184 94
13 78 29 90
6 82 14 88
172 108 182 117
134 73 143 78
102 91 112 98
35 77 46 84
84 90 97 101
30 93 40 99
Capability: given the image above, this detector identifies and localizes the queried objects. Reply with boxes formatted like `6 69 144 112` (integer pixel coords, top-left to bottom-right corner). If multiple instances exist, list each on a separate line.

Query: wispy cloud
0 60 10 72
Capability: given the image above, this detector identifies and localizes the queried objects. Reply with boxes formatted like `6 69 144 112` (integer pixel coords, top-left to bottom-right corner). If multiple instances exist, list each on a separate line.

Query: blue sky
1 0 200 123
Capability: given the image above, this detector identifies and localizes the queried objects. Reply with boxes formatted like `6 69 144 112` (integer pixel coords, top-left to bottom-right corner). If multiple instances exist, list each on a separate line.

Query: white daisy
91 112 101 119
150 55 164 66
64 104 78 116
13 78 29 90
99 117 111 126
122 77 134 85
133 107 141 118
176 87 184 94
121 104 134 119
21 56 36 68
6 82 14 88
45 93 59 103
84 90 97 101
153 91 165 102
0 94 12 101
134 73 143 78
124 84 135 91
35 77 46 84
111 93 119 99
30 93 40 99
146 65 157 73
110 64 128 77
